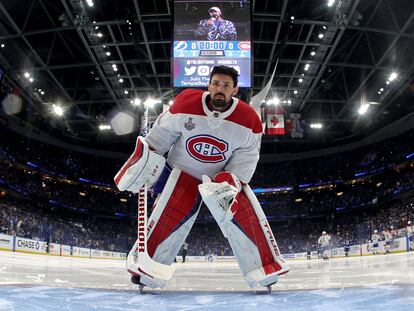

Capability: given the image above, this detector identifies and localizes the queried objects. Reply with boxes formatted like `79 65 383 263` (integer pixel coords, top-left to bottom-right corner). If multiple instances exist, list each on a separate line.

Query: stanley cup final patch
184 117 196 131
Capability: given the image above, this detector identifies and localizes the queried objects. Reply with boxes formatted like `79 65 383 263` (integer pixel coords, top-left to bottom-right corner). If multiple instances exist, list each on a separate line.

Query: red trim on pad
147 172 201 257
230 191 283 274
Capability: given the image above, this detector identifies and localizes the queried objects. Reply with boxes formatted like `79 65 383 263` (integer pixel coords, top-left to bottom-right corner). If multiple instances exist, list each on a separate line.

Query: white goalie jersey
145 89 263 183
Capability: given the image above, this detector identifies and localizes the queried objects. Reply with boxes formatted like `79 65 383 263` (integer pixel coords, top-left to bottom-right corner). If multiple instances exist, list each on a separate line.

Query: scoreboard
173 1 251 87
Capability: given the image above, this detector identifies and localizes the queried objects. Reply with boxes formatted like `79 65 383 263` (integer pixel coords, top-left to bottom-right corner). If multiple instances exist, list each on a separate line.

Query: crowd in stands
0 196 135 252
0 123 413 256
252 129 414 188
1 192 413 255
0 125 121 185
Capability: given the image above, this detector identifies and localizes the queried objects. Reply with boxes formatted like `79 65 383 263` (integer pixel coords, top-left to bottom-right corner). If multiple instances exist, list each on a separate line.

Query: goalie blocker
199 172 290 288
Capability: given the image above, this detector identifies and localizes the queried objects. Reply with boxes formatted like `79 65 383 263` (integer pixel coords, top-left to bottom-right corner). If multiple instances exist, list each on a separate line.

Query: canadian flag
266 107 285 135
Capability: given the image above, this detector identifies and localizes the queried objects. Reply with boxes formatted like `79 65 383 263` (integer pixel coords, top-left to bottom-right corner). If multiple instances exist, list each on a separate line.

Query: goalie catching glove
114 136 166 193
199 172 242 224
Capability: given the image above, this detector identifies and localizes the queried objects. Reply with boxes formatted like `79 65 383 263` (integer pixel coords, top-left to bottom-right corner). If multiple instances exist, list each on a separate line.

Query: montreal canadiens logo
238 41 251 50
186 135 229 163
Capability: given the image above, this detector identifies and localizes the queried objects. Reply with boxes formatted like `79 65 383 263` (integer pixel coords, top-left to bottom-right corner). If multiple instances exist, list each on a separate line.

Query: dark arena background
0 0 414 310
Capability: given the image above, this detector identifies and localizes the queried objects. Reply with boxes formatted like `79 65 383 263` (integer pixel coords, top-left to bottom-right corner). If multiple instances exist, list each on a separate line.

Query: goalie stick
126 104 175 287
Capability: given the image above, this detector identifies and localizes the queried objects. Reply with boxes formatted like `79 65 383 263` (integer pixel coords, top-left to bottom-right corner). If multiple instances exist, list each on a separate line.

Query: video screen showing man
174 1 250 42
195 6 237 41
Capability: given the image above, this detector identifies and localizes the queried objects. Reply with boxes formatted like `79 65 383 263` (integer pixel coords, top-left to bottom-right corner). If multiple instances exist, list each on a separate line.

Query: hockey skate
130 274 145 293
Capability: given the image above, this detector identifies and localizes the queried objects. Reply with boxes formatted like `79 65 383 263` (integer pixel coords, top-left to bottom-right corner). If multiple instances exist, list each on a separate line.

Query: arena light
310 123 323 129
293 90 298 94
79 192 86 196
120 198 128 202
52 104 64 117
358 103 369 115
304 64 310 71
327 0 335 7
310 51 316 56
105 51 111 56
29 78 34 83
336 192 343 196
98 124 111 131
1 43 5 48
298 78 303 83
86 0 94 7
295 198 303 202
318 33 324 39
119 78 124 83
266 97 280 106
132 98 141 106
388 72 398 82
24 72 30 79
144 98 161 108
97 32 103 38
124 90 129 95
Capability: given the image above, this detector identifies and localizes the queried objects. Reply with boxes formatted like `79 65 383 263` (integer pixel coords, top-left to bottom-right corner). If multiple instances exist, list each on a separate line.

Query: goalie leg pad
146 167 202 264
127 167 201 288
200 182 289 288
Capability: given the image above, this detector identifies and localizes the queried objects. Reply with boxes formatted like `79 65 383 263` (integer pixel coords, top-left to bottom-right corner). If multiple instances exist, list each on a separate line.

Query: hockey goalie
114 66 290 291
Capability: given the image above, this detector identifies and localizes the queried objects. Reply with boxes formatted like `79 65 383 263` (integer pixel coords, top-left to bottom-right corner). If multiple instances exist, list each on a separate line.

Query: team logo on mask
186 135 228 163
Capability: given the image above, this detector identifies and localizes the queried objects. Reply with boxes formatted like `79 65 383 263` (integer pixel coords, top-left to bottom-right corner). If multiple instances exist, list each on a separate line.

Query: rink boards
1 232 412 263
0 233 126 260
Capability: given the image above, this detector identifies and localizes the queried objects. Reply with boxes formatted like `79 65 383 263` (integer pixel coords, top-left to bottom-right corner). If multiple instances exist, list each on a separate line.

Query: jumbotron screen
173 0 251 87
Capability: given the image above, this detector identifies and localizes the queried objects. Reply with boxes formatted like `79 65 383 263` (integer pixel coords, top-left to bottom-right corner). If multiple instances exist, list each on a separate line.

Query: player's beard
212 94 230 110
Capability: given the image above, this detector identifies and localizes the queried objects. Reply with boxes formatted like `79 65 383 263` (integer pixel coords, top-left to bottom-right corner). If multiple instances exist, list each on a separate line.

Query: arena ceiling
0 0 413 153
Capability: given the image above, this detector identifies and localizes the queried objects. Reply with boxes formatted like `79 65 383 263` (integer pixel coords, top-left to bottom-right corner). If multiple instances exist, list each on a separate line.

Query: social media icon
184 66 197 76
198 66 210 76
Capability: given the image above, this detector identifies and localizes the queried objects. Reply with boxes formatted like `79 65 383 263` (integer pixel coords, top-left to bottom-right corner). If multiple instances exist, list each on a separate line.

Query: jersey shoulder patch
169 89 205 116
225 100 263 134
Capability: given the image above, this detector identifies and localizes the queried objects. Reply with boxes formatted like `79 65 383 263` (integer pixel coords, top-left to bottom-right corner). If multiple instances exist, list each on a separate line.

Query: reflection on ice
0 251 413 310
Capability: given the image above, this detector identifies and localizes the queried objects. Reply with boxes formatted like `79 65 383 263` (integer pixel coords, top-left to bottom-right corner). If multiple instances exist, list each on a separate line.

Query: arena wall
0 233 410 262
0 233 126 259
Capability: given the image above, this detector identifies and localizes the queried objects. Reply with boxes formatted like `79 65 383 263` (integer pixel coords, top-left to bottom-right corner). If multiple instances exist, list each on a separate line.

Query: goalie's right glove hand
198 172 241 224
114 136 166 193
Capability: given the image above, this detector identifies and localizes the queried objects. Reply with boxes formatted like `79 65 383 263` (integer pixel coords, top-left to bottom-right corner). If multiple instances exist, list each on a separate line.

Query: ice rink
0 250 413 310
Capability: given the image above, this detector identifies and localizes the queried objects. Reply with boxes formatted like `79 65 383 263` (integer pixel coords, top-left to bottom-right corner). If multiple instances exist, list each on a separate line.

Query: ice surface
0 250 413 310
